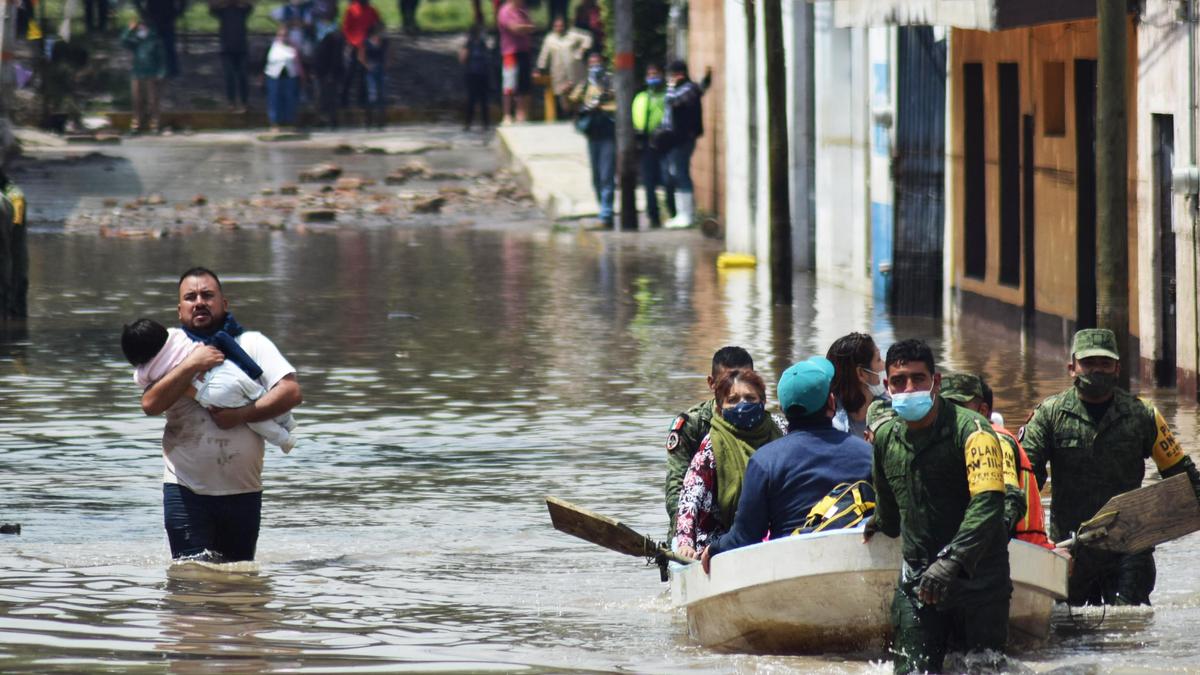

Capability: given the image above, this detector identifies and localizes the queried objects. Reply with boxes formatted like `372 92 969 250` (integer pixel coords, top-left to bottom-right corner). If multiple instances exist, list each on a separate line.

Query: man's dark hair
121 318 169 366
667 60 689 77
981 379 994 411
826 332 877 416
885 339 936 376
712 346 753 376
178 266 222 290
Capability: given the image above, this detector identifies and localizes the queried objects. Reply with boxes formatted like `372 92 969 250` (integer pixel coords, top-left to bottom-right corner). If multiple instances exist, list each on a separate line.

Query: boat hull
670 530 1068 654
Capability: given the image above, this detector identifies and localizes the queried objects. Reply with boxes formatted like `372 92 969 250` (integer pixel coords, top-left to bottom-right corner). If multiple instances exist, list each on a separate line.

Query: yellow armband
1000 437 1020 488
965 429 1006 496
1151 408 1185 471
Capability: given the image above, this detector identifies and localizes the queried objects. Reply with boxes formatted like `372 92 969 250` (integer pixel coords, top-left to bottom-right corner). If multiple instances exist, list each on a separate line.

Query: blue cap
777 357 835 416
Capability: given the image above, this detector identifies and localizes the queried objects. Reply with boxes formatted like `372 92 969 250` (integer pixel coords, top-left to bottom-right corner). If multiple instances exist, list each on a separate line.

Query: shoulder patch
670 414 688 432
666 432 680 452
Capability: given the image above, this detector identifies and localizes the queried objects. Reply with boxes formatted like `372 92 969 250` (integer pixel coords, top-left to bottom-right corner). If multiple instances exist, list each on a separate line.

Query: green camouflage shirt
1020 386 1185 541
664 399 715 537
872 397 1010 601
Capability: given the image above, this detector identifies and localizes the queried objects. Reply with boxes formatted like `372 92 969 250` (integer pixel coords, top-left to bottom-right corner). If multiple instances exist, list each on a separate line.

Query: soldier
664 346 754 538
1021 328 1200 606
865 340 1010 674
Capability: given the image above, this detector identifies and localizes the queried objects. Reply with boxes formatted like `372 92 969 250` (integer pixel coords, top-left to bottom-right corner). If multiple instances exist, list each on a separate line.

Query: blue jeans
666 138 696 192
266 75 299 126
365 68 385 107
163 483 262 562
587 136 616 221
640 146 674 223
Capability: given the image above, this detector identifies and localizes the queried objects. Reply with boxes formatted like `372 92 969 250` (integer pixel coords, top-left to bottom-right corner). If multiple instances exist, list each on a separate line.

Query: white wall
723 0 754 255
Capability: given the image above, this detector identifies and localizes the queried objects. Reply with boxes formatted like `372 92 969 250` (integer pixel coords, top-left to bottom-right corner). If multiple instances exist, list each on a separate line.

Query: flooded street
1 128 1199 672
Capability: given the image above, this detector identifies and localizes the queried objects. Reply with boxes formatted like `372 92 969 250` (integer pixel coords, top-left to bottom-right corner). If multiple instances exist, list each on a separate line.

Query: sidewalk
496 122 599 221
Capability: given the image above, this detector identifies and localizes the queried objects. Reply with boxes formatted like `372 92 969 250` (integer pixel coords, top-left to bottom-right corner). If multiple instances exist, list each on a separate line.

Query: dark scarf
181 313 263 381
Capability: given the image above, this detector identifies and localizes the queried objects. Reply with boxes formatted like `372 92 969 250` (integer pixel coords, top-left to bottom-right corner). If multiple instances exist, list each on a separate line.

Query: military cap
1072 328 1120 360
940 373 983 404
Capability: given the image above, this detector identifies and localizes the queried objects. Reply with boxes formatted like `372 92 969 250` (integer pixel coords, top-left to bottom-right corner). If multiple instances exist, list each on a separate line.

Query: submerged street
1 129 1199 672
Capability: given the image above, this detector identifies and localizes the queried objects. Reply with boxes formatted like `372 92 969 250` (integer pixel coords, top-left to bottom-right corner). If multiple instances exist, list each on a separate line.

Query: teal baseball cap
778 356 836 416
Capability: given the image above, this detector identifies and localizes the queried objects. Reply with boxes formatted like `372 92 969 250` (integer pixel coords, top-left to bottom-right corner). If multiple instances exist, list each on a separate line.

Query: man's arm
706 458 771 556
867 431 900 539
209 374 302 429
141 345 225 416
1019 403 1052 489
1147 403 1200 503
999 435 1027 533
940 429 1007 576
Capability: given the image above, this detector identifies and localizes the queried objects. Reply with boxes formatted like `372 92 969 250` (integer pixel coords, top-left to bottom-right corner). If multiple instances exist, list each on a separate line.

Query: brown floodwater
1 129 1198 673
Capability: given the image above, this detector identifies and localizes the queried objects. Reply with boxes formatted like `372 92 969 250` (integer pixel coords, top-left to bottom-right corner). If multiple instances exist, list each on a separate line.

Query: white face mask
860 367 887 399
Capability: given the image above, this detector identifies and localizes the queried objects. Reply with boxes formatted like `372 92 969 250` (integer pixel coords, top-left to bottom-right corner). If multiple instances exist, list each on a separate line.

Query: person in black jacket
209 0 252 111
663 60 703 228
134 0 186 77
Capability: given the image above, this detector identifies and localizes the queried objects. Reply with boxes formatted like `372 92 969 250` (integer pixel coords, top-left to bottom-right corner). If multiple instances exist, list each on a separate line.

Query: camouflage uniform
1020 328 1200 606
940 373 1026 534
872 397 1011 674
664 399 715 538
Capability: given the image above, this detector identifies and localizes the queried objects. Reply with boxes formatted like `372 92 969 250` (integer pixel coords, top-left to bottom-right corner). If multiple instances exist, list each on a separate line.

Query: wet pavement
1 126 1199 672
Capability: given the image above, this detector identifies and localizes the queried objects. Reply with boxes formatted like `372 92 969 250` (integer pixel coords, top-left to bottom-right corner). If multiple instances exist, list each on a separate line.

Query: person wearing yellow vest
632 63 674 228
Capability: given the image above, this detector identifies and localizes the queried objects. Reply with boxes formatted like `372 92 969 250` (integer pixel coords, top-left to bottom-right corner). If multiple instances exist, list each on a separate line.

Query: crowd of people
665 330 1200 674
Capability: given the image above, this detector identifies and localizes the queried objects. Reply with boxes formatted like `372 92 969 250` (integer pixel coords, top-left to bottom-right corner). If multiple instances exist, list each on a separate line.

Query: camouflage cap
1072 328 1120 360
940 373 983 404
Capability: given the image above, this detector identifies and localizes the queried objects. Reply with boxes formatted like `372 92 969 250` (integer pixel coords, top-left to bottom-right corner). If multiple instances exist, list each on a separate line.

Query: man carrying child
134 267 302 563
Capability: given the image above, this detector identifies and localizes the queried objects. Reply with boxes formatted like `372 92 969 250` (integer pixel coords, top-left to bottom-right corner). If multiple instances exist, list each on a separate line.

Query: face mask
645 76 663 88
589 65 604 79
137 27 149 38
1074 370 1117 399
722 400 765 431
891 390 934 422
860 367 887 399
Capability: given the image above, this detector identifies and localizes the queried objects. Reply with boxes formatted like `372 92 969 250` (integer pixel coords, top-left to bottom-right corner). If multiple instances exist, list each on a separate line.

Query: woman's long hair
826 332 877 416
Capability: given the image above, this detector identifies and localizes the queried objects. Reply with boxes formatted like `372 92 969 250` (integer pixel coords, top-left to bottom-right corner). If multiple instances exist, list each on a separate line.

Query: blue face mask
589 65 604 79
722 400 766 430
645 76 663 88
891 390 935 422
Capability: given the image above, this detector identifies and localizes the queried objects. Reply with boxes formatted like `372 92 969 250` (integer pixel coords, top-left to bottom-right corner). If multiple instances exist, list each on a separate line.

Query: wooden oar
1056 473 1200 554
545 496 694 566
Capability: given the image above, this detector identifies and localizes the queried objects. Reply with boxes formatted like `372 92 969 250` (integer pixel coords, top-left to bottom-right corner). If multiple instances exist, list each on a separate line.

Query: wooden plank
1073 474 1200 554
545 496 693 565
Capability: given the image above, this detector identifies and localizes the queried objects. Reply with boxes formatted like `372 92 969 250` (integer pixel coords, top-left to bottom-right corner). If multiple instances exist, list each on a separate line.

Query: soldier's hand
917 557 961 605
862 516 879 543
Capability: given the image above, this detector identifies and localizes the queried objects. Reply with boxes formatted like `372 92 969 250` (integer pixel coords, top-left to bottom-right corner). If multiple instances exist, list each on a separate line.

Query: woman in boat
674 369 783 559
825 332 887 440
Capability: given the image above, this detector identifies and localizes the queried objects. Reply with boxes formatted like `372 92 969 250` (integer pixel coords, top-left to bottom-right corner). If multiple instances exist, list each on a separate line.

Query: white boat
669 529 1069 654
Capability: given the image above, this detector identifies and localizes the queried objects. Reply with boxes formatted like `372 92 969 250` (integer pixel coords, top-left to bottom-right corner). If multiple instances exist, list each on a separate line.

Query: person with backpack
698 357 873 573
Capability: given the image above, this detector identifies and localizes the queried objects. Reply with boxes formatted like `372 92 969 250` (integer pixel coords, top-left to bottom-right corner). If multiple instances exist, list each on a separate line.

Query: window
1043 61 1066 137
963 62 986 280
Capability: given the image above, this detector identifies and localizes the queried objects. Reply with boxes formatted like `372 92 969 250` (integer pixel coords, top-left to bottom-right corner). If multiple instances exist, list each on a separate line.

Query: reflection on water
2 157 1200 671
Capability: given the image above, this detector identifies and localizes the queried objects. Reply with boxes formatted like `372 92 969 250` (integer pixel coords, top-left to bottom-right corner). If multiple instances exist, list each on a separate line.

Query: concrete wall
948 20 1140 338
688 0 725 220
1136 0 1198 394
723 0 754 254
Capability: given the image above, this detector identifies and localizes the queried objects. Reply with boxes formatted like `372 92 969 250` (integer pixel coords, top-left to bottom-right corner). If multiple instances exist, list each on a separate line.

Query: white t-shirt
161 331 295 495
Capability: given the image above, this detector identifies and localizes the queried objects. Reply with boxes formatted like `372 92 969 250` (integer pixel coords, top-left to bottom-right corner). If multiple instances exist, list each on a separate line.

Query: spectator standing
536 15 590 118
209 0 252 112
572 0 603 51
399 0 419 33
459 22 491 131
662 60 704 228
263 26 303 132
570 52 616 228
360 23 388 128
497 0 534 124
122 19 166 133
340 0 381 108
312 22 344 128
133 0 185 77
632 63 674 228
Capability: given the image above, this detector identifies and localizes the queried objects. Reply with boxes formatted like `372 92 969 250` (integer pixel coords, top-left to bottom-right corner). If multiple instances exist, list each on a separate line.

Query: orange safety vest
992 423 1054 549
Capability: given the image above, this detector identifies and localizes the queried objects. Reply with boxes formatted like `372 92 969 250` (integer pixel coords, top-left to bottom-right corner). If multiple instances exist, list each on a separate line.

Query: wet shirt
161 331 295 495
872 398 1010 602
1020 387 1183 541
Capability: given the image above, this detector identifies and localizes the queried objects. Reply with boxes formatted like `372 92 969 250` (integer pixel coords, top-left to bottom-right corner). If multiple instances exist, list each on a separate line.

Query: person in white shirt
139 267 303 562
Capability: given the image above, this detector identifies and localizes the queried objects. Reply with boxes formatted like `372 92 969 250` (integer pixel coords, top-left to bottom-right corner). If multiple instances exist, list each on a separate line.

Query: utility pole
614 0 638 231
744 0 758 238
1096 0 1129 386
0 0 16 161
763 0 791 303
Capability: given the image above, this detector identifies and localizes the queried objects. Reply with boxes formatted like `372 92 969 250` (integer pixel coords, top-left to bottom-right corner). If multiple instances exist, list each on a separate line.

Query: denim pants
666 137 696 192
163 483 262 562
267 74 299 126
365 68 385 107
587 136 615 221
221 51 248 105
640 146 673 223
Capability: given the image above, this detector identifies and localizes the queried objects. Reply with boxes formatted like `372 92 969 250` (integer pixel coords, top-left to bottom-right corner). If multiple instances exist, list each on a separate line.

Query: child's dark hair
122 318 168 366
